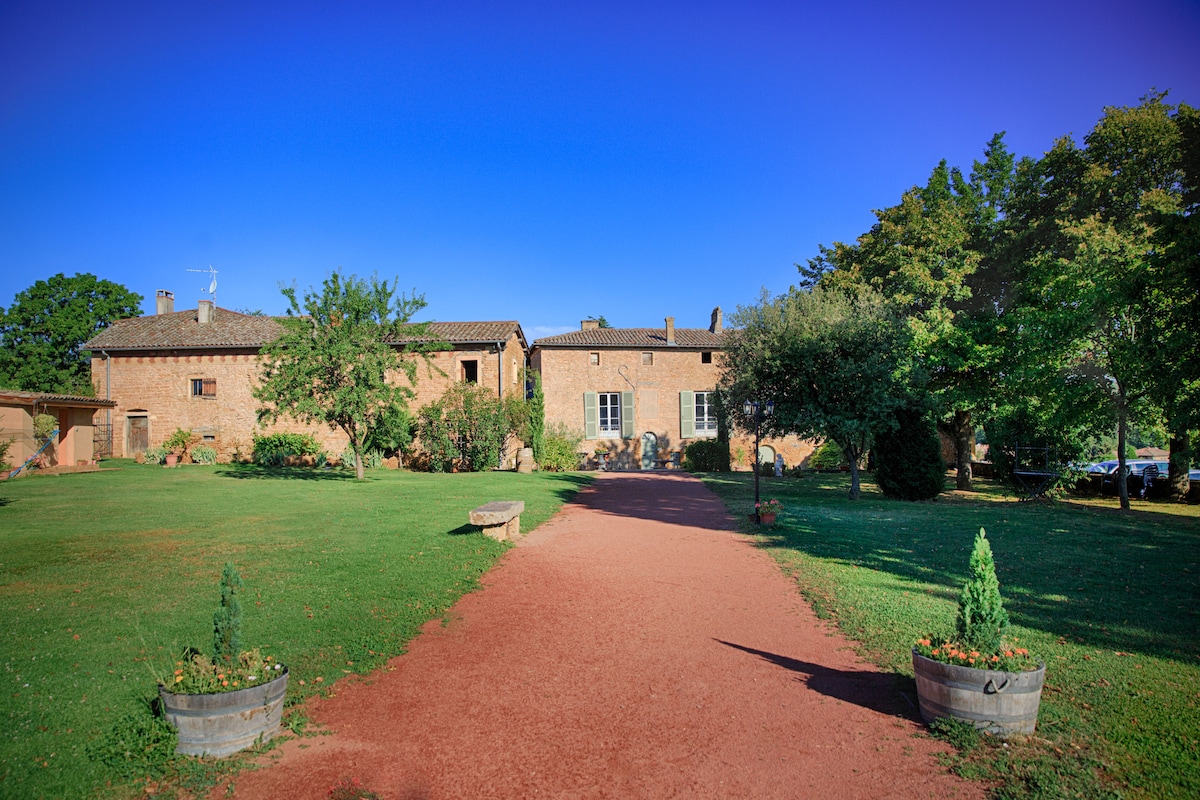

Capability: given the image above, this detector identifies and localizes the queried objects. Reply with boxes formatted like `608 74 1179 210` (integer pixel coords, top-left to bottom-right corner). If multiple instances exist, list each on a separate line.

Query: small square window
642 352 653 366
461 360 479 383
701 352 713 364
191 378 216 398
589 352 600 366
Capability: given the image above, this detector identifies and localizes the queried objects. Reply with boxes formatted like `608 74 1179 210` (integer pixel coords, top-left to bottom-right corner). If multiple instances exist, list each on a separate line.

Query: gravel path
220 472 981 799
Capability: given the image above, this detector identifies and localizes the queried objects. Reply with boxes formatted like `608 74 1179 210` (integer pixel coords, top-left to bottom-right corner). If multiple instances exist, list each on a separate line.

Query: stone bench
469 501 524 542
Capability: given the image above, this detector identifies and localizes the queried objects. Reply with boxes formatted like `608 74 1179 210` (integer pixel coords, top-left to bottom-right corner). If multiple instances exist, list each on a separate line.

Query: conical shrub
954 528 1009 653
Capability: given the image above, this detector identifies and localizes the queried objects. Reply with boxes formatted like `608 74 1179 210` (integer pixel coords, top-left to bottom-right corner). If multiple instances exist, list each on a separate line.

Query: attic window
461 360 479 383
701 352 713 364
191 378 216 398
641 352 653 366
589 352 600 366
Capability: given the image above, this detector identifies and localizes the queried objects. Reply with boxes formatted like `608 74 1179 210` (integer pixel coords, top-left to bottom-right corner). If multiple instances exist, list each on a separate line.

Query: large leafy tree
805 136 1016 489
722 286 916 499
1008 94 1189 509
0 273 142 395
254 271 439 480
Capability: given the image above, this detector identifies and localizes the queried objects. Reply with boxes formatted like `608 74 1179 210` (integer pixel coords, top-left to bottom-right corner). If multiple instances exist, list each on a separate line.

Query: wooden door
128 416 148 454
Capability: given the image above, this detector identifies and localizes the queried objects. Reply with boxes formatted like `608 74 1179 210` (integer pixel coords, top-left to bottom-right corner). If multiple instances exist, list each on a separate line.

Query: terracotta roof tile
0 389 115 408
84 311 526 352
532 327 725 349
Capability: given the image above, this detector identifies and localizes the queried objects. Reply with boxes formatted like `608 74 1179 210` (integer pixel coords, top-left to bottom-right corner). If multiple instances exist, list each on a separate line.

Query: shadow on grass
704 472 1200 665
215 465 363 481
716 640 916 719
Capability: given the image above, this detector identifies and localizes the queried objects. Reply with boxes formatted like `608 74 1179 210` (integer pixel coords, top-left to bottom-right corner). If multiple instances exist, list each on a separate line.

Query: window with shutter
584 392 599 439
680 391 695 438
620 391 634 439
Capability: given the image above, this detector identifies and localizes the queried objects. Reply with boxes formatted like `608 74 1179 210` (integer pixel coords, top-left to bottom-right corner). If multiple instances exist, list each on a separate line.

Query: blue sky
2 1 1198 341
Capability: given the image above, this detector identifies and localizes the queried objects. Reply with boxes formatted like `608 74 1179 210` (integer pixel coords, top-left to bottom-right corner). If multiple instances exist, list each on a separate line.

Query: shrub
163 427 196 456
0 438 12 470
808 440 846 470
363 405 413 459
143 445 168 465
873 406 946 501
417 383 511 472
539 423 583 472
190 445 218 464
683 439 730 472
362 448 384 470
212 562 243 663
252 432 322 465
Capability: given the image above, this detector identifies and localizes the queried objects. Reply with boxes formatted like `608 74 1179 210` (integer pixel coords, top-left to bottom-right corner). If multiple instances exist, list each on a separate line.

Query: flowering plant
914 638 1037 672
165 648 285 694
159 563 286 694
916 527 1039 672
755 498 783 515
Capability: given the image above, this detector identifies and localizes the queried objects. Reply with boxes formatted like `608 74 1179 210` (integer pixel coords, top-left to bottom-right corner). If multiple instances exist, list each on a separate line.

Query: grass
701 471 1200 800
0 461 590 799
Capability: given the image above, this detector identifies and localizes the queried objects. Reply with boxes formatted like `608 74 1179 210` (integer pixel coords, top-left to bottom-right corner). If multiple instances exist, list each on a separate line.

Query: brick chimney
581 319 600 330
709 306 723 333
156 290 175 315
198 300 214 325
665 316 676 345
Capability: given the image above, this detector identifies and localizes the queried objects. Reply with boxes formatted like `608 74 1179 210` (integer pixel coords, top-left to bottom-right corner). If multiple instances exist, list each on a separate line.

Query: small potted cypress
158 564 288 757
912 528 1045 737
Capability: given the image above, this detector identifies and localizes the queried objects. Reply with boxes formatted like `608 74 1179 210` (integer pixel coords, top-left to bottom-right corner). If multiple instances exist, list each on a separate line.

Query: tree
1009 94 1189 509
873 405 947 501
806 137 1016 490
254 271 439 480
0 273 142 395
526 370 546 466
722 286 916 499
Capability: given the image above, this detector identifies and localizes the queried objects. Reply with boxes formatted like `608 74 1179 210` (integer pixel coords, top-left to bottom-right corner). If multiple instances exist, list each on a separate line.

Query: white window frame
598 392 621 434
694 391 718 436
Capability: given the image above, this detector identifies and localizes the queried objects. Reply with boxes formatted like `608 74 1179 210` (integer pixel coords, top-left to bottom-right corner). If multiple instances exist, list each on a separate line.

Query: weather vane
186 265 218 306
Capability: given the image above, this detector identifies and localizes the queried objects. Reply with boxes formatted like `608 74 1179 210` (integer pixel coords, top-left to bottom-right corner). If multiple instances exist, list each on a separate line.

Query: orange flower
990 655 1000 663
917 639 931 647
1015 648 1028 656
174 669 183 676
968 657 976 664
1004 651 1014 657
930 649 940 656
970 651 980 658
221 680 229 687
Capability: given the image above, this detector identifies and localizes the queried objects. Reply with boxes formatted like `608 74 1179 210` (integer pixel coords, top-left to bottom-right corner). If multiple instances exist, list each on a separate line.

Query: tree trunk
1115 387 1130 511
1168 431 1191 501
846 443 862 500
952 409 974 491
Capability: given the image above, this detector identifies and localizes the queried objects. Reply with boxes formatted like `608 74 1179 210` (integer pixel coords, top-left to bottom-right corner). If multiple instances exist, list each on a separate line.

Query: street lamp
743 398 775 523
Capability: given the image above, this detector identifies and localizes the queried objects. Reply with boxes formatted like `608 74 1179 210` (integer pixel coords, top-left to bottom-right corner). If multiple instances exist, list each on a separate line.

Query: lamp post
743 398 774 523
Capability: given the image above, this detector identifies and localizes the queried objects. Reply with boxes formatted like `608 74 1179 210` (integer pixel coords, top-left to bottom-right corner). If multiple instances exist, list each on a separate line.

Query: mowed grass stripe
0 463 589 799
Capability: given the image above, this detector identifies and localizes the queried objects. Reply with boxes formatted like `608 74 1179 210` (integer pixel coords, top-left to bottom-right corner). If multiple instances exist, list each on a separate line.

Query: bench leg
482 524 507 542
506 516 520 539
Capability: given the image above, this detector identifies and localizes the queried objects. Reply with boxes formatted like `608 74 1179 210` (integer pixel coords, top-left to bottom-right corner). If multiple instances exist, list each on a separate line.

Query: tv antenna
187 265 218 306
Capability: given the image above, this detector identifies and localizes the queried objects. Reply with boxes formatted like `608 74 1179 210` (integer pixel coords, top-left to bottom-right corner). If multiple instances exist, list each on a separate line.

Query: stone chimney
709 306 723 334
156 290 175 315
198 300 214 325
581 319 600 330
665 316 676 345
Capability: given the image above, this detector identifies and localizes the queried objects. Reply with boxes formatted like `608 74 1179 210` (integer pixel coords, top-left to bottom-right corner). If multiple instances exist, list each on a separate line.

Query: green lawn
0 462 589 799
702 471 1200 800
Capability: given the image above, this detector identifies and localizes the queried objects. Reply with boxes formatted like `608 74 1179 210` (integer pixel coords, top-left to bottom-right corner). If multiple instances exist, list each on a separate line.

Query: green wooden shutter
680 391 695 438
584 392 598 439
620 391 634 439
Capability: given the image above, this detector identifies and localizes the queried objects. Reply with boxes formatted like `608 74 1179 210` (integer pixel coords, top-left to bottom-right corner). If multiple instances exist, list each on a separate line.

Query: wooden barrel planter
912 650 1044 737
159 668 288 757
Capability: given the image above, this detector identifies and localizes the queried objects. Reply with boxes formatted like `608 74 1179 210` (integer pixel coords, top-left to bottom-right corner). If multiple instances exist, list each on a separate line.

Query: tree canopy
253 271 441 480
0 273 142 395
722 286 917 499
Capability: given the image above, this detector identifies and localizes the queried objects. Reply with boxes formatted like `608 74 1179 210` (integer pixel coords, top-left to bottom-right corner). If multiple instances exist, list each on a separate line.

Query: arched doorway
757 444 776 469
640 432 658 470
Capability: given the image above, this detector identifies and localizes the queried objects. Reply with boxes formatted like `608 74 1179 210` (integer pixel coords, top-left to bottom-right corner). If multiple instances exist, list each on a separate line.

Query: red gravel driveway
221 472 981 799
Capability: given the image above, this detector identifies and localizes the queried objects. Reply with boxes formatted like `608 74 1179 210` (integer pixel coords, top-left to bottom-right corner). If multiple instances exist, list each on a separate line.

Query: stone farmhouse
531 309 813 471
83 291 527 463
78 291 811 471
